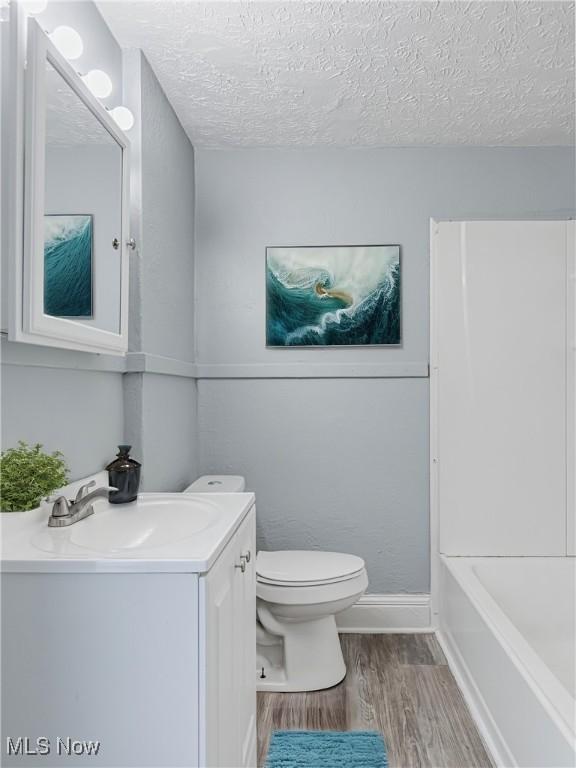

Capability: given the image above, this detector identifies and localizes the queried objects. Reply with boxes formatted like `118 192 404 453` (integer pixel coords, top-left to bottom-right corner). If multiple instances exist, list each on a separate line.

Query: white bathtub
438 556 575 768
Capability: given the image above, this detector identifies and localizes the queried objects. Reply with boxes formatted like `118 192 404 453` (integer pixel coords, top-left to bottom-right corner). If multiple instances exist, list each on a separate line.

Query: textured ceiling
46 66 119 146
98 0 575 148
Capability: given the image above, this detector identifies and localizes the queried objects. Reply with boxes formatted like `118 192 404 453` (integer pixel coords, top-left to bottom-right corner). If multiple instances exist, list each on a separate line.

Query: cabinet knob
235 559 246 573
242 551 251 563
112 237 137 251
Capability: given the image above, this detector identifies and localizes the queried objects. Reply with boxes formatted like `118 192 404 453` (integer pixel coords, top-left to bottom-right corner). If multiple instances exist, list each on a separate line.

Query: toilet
256 550 368 692
184 475 369 693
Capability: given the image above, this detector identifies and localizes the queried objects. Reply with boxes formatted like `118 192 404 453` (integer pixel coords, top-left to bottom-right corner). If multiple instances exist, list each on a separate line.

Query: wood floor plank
401 665 491 768
257 633 493 768
304 684 347 731
421 633 448 666
341 633 379 729
257 691 307 766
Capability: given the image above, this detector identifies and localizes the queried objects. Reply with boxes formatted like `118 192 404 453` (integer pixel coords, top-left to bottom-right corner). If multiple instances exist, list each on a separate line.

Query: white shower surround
431 220 573 557
431 219 575 766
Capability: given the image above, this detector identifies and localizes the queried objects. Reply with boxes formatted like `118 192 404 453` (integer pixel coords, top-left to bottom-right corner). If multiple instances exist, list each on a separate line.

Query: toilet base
256 613 347 692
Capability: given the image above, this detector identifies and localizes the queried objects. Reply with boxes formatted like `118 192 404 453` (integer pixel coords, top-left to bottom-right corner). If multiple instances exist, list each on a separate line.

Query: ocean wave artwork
44 214 93 317
266 245 401 346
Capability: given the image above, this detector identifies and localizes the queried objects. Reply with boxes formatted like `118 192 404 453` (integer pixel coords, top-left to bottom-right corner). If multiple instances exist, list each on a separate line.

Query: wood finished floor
257 634 493 768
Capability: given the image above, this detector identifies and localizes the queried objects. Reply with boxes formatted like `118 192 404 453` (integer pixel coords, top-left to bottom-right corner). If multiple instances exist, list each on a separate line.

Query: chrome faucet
48 481 116 527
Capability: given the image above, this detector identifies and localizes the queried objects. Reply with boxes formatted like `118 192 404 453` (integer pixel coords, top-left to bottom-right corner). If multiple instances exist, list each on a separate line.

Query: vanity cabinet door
235 509 256 767
200 507 256 768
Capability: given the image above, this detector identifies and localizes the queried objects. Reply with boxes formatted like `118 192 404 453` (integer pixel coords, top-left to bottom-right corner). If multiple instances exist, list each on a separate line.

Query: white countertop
1 491 255 574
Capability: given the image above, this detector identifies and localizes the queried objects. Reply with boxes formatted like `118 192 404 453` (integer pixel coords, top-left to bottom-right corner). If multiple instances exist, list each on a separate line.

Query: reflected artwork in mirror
44 214 93 317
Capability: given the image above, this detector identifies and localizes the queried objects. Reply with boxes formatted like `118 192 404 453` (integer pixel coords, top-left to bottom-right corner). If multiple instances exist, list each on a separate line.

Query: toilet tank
184 475 246 493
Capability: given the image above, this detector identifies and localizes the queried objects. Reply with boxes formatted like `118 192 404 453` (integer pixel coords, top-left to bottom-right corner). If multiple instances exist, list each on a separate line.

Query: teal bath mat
265 730 388 768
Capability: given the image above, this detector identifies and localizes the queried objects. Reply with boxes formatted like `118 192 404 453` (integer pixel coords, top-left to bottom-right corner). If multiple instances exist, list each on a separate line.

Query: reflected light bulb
83 69 113 99
50 26 83 60
110 106 134 131
21 0 47 14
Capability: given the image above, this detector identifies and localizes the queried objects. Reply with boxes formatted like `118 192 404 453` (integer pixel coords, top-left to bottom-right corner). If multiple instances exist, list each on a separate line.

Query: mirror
17 19 130 354
44 63 122 334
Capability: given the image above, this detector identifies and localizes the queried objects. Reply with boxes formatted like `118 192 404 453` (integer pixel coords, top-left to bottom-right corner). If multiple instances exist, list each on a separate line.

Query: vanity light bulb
110 106 135 131
50 26 83 61
21 0 47 14
83 69 113 99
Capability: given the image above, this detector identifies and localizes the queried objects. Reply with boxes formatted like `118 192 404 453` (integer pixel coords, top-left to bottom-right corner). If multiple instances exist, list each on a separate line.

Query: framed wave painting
266 245 401 347
44 214 93 318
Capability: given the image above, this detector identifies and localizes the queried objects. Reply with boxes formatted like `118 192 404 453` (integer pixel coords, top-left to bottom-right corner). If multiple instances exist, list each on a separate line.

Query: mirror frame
18 18 130 354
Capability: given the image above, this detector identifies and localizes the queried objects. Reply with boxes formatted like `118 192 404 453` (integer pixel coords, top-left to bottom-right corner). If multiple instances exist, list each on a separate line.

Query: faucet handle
50 496 71 518
74 480 97 503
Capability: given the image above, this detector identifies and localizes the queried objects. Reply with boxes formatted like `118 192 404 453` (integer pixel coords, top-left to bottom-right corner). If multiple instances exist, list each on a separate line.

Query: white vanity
1 477 256 768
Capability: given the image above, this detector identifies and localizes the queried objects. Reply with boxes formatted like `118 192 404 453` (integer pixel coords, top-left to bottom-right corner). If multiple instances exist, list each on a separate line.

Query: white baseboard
336 593 431 633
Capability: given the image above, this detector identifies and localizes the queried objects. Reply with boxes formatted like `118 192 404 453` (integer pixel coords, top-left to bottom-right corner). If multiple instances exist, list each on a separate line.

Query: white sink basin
69 495 219 553
1 480 255 573
30 494 219 556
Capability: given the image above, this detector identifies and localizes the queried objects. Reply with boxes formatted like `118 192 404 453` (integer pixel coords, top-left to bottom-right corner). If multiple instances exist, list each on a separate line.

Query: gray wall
1 1 125 480
1 351 124 480
139 56 195 363
195 147 576 593
140 374 198 491
1 12 197 491
123 52 197 492
198 378 429 592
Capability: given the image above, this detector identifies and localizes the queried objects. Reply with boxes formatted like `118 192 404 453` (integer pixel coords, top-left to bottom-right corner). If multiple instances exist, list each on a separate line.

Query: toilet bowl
183 477 368 693
256 550 368 692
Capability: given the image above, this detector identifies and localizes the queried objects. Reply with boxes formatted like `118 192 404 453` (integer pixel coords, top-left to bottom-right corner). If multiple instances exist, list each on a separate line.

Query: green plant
0 441 69 512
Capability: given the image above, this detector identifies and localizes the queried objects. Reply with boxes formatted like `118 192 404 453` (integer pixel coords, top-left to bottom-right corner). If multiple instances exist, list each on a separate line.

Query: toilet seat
256 550 365 587
256 551 368 607
257 568 368 606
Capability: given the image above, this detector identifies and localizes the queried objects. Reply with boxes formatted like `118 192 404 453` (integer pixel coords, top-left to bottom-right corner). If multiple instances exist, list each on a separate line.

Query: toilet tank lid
256 550 365 585
184 475 245 493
